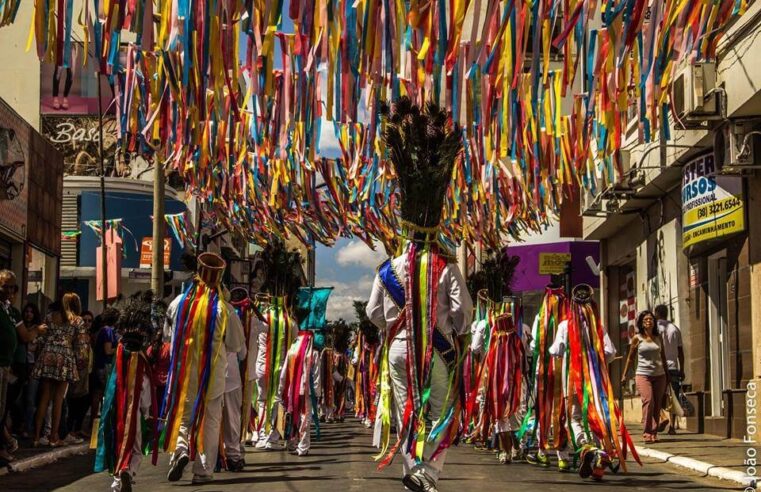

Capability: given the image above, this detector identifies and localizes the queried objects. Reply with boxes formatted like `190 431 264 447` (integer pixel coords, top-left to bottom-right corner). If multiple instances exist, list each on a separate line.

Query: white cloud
324 275 375 322
335 240 386 269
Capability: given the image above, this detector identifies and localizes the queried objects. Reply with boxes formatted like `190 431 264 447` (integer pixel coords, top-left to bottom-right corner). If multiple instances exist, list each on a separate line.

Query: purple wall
507 241 600 293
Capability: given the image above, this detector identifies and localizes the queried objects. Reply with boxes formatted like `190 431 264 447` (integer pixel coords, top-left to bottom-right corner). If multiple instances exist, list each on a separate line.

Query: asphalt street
0 419 739 492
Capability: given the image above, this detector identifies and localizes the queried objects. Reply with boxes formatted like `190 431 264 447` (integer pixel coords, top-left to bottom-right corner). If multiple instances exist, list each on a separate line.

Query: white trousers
111 375 151 491
287 397 312 454
171 395 223 478
255 376 281 444
389 338 448 483
224 388 243 461
557 395 586 460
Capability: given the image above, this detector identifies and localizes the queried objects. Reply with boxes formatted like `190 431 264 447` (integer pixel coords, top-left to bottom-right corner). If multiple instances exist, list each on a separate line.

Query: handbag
667 386 685 417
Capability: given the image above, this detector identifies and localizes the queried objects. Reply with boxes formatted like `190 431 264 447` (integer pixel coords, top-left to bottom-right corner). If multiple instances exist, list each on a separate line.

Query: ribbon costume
95 298 157 492
230 293 267 448
162 253 245 484
277 329 321 457
521 286 569 467
471 300 527 464
353 321 380 428
549 285 640 480
367 98 473 492
250 297 296 450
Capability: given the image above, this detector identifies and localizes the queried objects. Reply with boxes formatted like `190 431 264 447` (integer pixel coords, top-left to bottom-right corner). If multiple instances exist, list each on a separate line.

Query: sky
316 239 387 322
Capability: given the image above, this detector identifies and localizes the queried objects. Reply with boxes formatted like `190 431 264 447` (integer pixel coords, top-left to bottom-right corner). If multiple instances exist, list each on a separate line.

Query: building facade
0 98 63 310
583 4 761 440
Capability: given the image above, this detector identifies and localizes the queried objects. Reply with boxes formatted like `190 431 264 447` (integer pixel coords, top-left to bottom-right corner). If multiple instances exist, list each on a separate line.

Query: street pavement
0 419 739 491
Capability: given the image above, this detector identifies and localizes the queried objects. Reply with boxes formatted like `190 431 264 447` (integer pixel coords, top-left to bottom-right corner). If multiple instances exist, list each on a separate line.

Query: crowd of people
0 270 167 462
0 98 688 492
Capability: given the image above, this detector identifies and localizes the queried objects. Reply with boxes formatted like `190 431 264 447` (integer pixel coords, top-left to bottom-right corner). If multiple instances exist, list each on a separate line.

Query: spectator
622 310 670 443
655 304 685 435
0 270 21 462
91 308 119 420
66 310 93 440
32 293 85 447
20 303 43 437
146 330 170 409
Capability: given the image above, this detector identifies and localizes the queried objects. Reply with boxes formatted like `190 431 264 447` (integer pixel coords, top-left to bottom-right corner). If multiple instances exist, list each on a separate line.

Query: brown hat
197 252 226 288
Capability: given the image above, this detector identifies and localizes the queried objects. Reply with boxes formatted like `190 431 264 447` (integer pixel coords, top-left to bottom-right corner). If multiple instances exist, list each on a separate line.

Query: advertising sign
682 153 745 249
0 101 30 241
139 237 172 269
538 253 571 275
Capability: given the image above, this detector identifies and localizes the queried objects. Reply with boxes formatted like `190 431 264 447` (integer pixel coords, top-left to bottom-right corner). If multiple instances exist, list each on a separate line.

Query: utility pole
97 74 108 313
151 159 165 297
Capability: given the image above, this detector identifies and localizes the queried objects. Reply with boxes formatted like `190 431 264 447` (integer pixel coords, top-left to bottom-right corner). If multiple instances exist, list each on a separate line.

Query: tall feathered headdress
381 97 463 231
467 249 521 301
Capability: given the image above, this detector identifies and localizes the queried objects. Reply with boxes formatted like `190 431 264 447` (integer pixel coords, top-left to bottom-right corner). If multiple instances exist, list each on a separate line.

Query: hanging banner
682 153 745 249
139 237 171 269
295 287 334 331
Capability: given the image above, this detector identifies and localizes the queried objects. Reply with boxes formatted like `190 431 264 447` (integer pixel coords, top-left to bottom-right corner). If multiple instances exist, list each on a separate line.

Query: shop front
0 98 63 311
680 152 753 438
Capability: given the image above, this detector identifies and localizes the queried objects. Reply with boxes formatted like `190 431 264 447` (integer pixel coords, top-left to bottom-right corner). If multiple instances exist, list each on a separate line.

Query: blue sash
377 259 458 368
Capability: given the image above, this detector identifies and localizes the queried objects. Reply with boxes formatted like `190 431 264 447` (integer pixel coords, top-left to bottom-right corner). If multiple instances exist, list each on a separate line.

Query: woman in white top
621 310 670 443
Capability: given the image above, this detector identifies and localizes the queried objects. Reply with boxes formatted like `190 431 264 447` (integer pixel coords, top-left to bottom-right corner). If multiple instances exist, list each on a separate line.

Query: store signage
682 153 745 249
139 237 171 269
538 253 571 275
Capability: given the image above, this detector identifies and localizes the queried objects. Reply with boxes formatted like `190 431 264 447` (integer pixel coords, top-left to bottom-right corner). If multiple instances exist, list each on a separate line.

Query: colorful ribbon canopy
4 0 747 249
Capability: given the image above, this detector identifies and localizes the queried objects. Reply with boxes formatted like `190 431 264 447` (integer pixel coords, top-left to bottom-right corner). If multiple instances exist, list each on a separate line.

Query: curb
3 444 90 474
636 445 758 489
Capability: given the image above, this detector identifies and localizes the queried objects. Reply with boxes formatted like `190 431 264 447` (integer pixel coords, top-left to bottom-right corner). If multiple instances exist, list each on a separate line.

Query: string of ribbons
3 0 747 249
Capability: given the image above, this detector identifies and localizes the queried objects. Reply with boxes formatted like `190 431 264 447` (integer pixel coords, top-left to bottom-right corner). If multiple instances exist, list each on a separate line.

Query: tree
353 300 369 323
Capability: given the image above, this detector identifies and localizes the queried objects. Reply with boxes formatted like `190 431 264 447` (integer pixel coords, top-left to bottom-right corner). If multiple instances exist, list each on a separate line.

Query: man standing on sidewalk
655 305 684 435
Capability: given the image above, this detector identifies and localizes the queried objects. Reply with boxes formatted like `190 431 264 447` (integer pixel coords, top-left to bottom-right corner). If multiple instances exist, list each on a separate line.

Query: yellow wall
0 1 41 129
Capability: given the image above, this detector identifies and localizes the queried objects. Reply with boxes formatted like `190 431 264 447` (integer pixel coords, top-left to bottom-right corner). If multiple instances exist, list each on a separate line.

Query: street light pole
151 160 165 297
97 73 108 313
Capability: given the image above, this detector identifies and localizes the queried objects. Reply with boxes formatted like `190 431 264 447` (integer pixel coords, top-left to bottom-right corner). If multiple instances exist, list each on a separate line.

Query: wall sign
139 237 172 269
682 153 745 249
538 252 571 275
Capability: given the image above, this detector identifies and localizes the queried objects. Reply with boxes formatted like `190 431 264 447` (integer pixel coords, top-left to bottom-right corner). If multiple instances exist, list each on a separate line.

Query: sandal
52 97 61 110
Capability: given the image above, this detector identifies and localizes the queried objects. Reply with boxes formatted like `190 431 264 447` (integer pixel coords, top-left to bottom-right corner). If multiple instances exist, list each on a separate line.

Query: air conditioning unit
714 120 756 172
672 61 719 125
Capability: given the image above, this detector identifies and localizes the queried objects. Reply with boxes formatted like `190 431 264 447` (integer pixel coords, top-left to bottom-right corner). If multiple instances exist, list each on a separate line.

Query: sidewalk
627 422 759 489
0 437 91 476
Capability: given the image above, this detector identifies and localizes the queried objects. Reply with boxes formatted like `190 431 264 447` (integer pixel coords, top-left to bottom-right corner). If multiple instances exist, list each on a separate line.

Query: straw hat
198 252 227 287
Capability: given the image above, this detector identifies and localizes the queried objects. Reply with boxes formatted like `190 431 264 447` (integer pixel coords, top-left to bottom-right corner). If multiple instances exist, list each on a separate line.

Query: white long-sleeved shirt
549 320 617 362
225 306 247 392
366 249 474 340
248 315 268 381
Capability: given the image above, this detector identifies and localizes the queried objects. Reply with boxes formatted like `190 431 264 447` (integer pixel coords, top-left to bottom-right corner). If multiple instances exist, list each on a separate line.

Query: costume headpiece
197 252 226 287
467 249 520 301
381 97 463 237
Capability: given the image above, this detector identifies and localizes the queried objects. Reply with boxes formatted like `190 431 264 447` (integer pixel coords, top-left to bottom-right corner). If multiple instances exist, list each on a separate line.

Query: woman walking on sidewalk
32 294 85 447
622 310 670 443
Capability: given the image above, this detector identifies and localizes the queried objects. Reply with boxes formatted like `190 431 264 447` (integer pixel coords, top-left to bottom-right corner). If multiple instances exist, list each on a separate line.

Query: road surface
0 419 737 491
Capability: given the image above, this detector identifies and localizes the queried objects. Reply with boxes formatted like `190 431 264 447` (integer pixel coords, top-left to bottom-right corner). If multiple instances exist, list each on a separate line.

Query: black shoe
167 454 189 482
578 446 596 479
228 458 246 472
119 471 132 492
402 474 424 492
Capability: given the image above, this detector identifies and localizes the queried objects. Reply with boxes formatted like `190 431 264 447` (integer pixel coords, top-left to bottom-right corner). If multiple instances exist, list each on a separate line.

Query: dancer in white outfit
366 97 473 492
